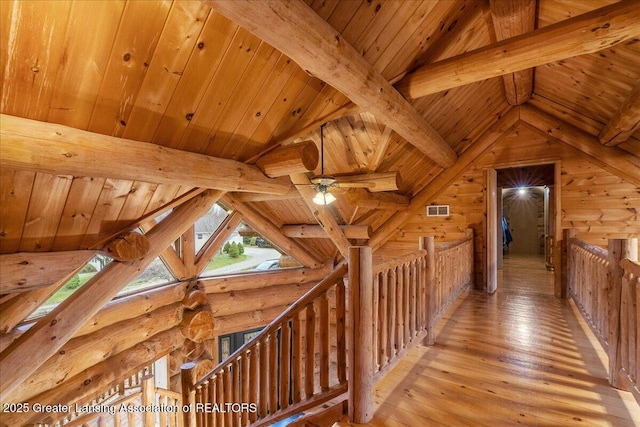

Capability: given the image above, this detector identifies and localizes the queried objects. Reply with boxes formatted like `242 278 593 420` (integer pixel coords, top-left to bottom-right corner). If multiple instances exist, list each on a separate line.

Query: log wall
380 121 640 287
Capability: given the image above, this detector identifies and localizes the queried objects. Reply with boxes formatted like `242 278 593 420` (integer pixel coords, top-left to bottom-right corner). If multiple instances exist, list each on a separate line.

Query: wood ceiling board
205 44 283 159
0 170 35 254
151 11 240 150
220 54 302 161
143 184 183 216
379 0 473 80
340 0 392 53
88 0 172 136
79 178 135 249
19 173 73 252
0 0 72 121
120 1 211 142
50 177 107 252
366 1 435 73
175 28 264 155
46 1 125 130
114 182 159 227
537 0 619 27
412 78 506 153
412 0 492 65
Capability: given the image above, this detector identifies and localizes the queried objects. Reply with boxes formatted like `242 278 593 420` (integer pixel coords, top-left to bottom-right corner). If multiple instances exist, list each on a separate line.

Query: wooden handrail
620 258 640 276
374 250 426 274
569 237 608 261
194 263 348 388
434 235 473 252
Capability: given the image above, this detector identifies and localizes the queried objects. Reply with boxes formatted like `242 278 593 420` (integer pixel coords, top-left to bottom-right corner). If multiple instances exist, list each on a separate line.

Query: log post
420 237 436 346
558 228 576 299
181 362 197 427
141 374 155 427
608 238 638 390
347 246 374 423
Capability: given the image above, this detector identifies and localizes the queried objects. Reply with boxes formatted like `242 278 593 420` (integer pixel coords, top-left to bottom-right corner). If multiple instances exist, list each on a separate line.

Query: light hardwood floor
339 254 640 426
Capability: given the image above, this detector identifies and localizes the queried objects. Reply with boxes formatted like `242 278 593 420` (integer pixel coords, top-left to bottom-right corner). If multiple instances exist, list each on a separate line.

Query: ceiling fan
309 123 400 205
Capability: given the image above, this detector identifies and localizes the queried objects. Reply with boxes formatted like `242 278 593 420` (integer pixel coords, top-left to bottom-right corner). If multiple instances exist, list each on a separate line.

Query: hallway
351 255 640 426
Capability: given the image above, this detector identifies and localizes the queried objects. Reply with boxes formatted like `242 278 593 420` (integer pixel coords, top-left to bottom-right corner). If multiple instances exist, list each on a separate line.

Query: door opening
486 164 558 294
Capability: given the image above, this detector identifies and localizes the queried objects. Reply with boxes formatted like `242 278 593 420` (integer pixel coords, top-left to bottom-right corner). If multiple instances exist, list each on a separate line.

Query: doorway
485 164 558 294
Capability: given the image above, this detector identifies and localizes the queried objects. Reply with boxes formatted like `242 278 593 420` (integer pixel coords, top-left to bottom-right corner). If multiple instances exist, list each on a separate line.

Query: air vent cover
426 205 450 217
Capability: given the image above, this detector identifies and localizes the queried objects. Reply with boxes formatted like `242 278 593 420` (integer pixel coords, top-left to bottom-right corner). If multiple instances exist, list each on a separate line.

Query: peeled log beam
4 328 183 427
334 172 399 192
520 105 640 187
9 303 183 404
345 188 409 210
0 250 94 294
100 231 149 261
200 264 330 294
255 141 319 177
181 309 215 343
599 80 640 146
397 2 640 99
206 0 457 168
0 190 221 401
0 114 291 195
489 0 535 105
281 224 371 240
234 187 302 202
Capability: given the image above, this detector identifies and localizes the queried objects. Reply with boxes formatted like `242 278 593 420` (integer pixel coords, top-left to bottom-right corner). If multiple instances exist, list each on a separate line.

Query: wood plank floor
338 254 640 426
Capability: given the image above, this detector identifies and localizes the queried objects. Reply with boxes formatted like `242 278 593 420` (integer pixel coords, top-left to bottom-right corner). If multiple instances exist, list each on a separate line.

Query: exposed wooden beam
599 80 640 146
0 250 94 294
0 114 291 195
334 172 399 192
0 190 222 400
255 141 318 178
234 187 302 203
206 0 457 169
0 263 87 334
291 173 352 258
369 107 520 251
222 194 324 268
520 104 640 187
397 1 640 99
489 0 535 105
281 224 371 240
344 188 409 210
139 221 189 281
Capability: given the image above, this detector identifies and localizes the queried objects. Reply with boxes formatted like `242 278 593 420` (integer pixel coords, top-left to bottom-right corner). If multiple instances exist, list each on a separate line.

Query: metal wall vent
426 205 450 217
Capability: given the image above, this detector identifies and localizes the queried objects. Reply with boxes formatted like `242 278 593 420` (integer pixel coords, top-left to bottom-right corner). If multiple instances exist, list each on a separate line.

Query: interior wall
502 187 545 254
381 120 640 289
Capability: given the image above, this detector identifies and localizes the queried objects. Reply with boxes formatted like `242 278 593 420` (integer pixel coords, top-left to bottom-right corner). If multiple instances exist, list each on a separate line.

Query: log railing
616 258 640 402
54 375 182 427
432 233 474 326
372 250 427 381
181 264 349 427
567 237 610 348
372 231 474 381
565 233 639 404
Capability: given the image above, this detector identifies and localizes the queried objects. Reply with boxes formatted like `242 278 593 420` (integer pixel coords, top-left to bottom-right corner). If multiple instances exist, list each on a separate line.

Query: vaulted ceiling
1 0 639 265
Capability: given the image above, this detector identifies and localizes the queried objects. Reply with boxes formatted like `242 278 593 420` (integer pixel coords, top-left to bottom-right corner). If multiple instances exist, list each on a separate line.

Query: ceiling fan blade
333 172 399 192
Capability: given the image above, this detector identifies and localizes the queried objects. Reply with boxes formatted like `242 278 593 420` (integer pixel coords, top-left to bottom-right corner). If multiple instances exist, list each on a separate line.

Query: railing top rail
194 262 348 388
569 237 609 262
435 235 473 253
374 250 427 274
621 258 640 277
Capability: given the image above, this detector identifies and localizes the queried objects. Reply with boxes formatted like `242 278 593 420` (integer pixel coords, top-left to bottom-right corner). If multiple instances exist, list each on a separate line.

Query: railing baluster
388 268 396 358
291 312 302 403
258 336 268 419
241 352 250 426
280 319 292 409
305 303 316 399
336 279 347 384
319 292 330 391
249 346 258 423
377 272 387 369
269 331 278 415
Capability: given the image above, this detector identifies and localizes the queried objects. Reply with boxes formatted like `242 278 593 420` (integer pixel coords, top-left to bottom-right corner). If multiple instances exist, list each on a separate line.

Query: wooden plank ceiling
0 0 638 263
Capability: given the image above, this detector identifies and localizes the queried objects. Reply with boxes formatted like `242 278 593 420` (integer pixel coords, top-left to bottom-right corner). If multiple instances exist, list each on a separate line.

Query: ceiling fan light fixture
313 187 337 205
